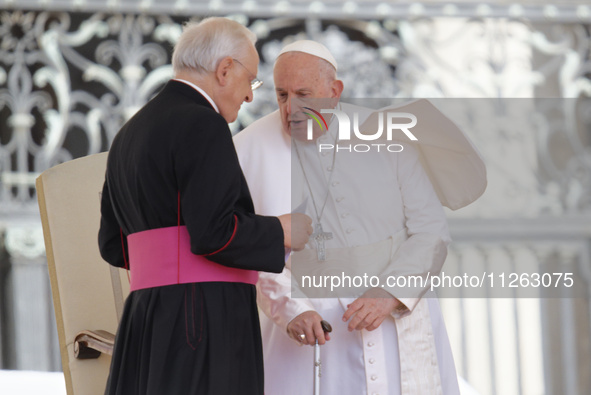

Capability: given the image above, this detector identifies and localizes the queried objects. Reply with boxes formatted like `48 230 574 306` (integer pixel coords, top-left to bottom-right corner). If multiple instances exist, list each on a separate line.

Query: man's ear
215 56 234 86
330 79 344 98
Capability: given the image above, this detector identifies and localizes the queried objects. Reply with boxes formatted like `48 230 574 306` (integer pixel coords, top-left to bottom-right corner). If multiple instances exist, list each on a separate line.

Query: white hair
172 17 257 75
274 51 337 83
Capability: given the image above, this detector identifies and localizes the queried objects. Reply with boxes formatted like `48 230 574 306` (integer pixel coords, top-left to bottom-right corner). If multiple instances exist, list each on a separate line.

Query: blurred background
0 1 590 394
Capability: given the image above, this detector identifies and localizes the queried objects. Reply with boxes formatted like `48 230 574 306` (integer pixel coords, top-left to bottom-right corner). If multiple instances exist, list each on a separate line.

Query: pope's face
273 53 341 141
218 45 259 123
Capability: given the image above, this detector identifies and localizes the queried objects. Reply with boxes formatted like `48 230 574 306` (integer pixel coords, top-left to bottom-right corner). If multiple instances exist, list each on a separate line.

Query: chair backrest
36 152 130 395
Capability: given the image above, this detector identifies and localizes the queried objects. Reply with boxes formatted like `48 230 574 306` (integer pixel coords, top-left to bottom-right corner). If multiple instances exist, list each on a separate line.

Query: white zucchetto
276 40 338 71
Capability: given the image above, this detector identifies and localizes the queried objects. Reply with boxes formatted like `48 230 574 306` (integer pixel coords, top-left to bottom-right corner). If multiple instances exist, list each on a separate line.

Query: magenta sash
127 225 258 291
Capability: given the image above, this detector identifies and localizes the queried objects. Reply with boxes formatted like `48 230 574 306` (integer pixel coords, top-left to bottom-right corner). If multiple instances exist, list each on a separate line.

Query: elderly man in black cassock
98 17 312 395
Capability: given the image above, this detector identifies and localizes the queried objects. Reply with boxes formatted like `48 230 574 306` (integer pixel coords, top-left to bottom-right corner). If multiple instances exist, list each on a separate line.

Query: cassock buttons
346 228 354 234
371 375 378 381
341 212 349 219
336 197 344 202
369 358 375 364
331 181 339 187
367 341 375 347
326 166 333 171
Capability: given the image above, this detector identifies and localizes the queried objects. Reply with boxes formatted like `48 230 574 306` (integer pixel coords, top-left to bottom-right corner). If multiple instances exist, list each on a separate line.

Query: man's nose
245 90 253 103
286 95 293 114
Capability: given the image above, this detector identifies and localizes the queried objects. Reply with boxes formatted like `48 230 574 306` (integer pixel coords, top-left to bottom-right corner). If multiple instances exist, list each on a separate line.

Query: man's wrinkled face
218 45 259 123
273 52 340 141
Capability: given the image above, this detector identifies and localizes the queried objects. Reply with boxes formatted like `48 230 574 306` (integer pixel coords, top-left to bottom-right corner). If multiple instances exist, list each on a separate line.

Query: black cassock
99 80 285 395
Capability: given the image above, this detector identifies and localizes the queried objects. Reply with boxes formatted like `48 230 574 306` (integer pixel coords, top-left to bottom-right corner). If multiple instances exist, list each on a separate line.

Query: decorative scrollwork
0 11 179 212
0 9 590 229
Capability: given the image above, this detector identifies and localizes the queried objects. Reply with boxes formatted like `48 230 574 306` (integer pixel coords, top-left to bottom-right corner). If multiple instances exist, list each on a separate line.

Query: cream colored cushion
37 152 129 395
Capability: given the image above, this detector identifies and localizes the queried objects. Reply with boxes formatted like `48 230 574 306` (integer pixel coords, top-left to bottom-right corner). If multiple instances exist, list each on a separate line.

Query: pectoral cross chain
313 224 333 261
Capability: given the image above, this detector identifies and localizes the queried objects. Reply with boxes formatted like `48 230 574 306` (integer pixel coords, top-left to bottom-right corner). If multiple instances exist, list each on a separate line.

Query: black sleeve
174 114 285 273
98 178 129 268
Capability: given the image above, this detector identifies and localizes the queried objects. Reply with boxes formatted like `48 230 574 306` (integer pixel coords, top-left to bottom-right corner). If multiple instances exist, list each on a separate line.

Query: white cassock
234 103 461 395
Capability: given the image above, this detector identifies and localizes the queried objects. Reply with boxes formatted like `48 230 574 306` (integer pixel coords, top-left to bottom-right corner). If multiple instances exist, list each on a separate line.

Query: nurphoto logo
305 109 418 153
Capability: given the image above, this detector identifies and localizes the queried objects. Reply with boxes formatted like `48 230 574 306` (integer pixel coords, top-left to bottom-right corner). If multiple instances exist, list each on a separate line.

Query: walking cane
314 320 333 395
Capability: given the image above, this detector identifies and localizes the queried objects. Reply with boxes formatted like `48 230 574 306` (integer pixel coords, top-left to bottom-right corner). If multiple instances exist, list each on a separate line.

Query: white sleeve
256 256 316 331
382 143 450 314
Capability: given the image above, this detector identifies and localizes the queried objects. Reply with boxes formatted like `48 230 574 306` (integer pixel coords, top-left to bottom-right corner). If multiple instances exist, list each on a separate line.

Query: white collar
173 79 220 113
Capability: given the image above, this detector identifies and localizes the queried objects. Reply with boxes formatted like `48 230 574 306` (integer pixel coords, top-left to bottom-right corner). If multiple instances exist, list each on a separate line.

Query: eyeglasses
233 58 264 91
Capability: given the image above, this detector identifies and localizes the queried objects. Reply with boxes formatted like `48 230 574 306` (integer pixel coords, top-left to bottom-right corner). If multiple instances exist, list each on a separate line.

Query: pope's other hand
287 310 331 345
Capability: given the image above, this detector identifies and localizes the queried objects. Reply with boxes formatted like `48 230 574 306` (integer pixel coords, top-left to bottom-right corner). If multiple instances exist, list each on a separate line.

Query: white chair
36 152 129 395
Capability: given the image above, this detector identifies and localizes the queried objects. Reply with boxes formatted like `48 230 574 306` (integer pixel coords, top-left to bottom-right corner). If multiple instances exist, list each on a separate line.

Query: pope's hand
287 310 331 345
342 288 401 332
278 213 312 251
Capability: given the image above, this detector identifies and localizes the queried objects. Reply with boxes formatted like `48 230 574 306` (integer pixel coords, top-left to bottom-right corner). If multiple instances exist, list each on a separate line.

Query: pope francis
234 40 486 395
